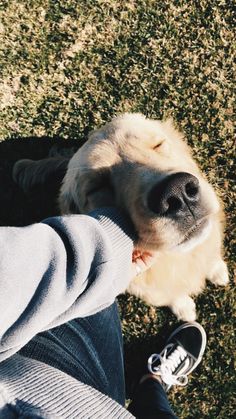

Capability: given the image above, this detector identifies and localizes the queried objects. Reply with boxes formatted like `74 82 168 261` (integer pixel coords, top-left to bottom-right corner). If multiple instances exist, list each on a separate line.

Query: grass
0 1 235 417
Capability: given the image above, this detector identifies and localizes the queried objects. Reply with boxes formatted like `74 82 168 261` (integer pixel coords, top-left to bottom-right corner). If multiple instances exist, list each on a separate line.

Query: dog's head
60 113 220 252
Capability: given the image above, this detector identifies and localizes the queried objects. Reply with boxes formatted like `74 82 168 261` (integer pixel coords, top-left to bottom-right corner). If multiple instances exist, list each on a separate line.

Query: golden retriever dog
13 113 229 321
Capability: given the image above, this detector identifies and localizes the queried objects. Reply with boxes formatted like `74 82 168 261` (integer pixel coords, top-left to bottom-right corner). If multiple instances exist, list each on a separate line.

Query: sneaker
147 322 207 391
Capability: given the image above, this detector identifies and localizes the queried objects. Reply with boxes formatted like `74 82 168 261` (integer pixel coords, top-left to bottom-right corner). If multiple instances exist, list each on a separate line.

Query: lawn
0 1 235 417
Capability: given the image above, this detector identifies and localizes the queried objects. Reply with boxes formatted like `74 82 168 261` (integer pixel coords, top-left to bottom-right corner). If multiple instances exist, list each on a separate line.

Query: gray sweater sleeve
0 208 135 362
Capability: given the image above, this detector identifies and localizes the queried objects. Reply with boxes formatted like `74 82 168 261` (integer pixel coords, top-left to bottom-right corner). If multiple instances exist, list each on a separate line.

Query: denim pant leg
128 378 178 419
20 301 126 406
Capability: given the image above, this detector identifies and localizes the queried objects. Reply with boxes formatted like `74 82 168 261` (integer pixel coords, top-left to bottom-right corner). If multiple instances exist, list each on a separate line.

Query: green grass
0 1 235 417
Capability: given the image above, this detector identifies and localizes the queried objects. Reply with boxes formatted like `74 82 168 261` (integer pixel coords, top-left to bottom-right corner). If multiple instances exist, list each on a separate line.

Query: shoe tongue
150 343 179 372
168 340 196 377
174 338 197 361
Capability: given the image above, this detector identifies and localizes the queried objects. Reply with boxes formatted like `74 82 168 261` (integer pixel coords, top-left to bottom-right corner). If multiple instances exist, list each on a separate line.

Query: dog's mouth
172 217 212 252
135 215 212 253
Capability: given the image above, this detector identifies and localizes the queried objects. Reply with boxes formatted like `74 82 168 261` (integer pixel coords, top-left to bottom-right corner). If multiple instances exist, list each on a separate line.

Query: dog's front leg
207 259 229 286
170 296 197 322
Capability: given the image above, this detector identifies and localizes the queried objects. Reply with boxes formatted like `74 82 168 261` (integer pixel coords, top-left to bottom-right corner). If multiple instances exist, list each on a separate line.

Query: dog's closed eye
86 184 115 210
86 172 112 196
84 172 115 210
153 140 170 154
153 141 164 151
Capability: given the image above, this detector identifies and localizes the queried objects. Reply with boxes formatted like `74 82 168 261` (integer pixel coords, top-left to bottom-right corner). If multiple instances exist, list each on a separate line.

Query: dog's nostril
185 181 199 199
166 196 183 214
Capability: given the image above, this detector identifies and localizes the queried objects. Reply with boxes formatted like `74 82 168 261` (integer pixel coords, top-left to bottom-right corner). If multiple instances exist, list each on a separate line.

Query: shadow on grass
0 136 78 226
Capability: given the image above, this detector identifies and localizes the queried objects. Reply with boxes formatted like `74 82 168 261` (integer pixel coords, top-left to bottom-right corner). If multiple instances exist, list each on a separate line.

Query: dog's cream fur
14 113 229 321
59 114 228 321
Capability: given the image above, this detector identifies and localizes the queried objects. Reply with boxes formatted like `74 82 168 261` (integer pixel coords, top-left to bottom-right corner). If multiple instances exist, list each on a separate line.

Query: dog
13 113 229 321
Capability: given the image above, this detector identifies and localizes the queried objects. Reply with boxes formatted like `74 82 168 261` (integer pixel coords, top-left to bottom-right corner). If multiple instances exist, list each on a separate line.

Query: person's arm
0 208 135 361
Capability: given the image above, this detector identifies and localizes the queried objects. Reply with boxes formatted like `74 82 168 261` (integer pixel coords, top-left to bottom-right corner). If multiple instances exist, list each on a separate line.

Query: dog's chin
135 217 212 253
171 218 212 253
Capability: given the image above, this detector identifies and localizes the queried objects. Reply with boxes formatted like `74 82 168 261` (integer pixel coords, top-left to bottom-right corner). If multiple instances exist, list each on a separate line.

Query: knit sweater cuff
90 207 136 290
90 207 136 252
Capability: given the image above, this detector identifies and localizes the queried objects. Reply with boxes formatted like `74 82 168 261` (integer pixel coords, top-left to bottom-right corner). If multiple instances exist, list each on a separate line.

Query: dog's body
14 114 229 320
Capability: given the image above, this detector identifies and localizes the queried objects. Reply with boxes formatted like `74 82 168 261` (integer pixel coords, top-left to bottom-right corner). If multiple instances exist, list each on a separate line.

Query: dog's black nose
147 172 200 218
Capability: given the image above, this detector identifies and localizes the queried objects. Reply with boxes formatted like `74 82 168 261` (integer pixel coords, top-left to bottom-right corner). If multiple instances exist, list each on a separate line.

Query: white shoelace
148 344 189 387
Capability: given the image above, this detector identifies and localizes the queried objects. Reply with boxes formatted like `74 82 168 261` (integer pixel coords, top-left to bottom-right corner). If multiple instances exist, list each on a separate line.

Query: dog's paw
208 260 229 286
170 296 197 322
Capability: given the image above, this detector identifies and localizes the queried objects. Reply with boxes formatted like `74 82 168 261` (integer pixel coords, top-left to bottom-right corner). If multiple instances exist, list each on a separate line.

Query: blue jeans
20 302 177 418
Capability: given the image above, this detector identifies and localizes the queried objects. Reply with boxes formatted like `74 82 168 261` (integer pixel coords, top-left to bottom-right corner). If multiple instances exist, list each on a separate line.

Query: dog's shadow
0 137 175 397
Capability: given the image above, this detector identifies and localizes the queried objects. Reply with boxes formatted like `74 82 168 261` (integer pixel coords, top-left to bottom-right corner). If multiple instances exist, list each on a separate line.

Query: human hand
131 249 158 277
